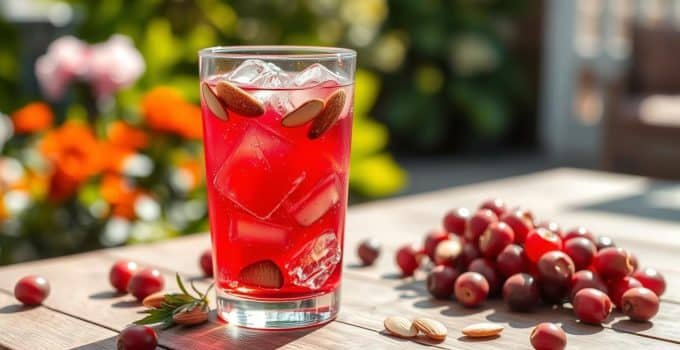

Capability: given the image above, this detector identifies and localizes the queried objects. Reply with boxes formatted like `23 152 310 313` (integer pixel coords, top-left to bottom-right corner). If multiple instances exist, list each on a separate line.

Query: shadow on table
0 304 36 314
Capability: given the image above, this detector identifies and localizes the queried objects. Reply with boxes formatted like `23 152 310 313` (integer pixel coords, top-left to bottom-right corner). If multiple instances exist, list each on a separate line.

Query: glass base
216 289 340 329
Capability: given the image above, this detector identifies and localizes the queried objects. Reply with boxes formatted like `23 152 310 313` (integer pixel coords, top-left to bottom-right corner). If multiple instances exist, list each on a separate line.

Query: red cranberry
595 236 616 250
14 276 50 306
480 198 506 217
454 272 489 307
465 209 498 244
536 221 563 237
530 323 566 350
608 276 642 309
501 209 534 244
537 251 575 285
503 273 539 312
570 270 608 299
562 237 597 271
573 288 612 324
459 242 481 270
496 244 527 278
468 258 501 295
442 208 470 236
594 247 634 281
200 249 213 277
118 325 158 350
622 287 660 321
479 222 514 259
563 227 595 243
423 229 449 262
633 267 666 296
395 244 420 277
109 260 139 293
357 239 381 266
434 237 463 267
525 228 562 263
128 268 165 301
427 265 460 299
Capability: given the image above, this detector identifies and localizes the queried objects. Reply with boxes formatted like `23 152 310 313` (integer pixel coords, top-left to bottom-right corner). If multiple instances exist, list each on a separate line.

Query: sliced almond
413 317 447 340
142 291 166 309
214 80 265 117
308 89 346 139
383 316 418 338
461 323 504 338
173 306 209 326
281 99 324 127
238 260 284 289
201 83 228 121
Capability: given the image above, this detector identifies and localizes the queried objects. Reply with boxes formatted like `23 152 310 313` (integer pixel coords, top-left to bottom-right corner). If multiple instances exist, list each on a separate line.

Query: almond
281 99 324 127
308 89 346 139
173 306 209 326
383 316 418 338
413 317 447 340
238 260 284 289
201 82 228 120
214 81 264 117
461 323 504 338
142 291 165 308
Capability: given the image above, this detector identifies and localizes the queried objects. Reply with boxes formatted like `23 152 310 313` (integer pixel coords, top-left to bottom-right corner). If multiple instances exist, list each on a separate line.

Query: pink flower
35 36 89 100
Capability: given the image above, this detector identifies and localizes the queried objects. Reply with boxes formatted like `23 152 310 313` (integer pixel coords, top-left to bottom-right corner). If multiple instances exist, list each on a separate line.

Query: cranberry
537 251 575 286
480 198 506 217
465 209 498 244
395 244 420 277
459 242 481 270
479 222 514 259
454 272 489 307
434 237 463 267
496 244 527 278
117 325 158 350
629 253 639 271
503 273 539 312
563 227 595 243
128 268 165 301
540 282 569 305
501 209 534 244
442 207 470 236
468 258 501 295
530 323 566 350
608 276 642 309
570 270 608 299
423 229 449 262
357 238 381 266
594 247 634 281
562 237 596 271
200 249 213 277
633 267 666 296
536 221 563 237
525 228 562 263
595 235 616 250
573 288 612 324
427 265 460 299
622 287 660 321
14 276 50 306
109 260 139 293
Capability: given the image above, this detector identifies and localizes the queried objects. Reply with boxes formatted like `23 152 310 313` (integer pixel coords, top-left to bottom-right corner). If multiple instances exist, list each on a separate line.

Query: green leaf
134 308 173 325
176 273 191 297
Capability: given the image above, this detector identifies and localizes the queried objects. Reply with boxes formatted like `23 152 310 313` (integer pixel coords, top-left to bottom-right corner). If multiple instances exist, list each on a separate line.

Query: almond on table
413 317 447 340
461 323 504 338
383 316 418 338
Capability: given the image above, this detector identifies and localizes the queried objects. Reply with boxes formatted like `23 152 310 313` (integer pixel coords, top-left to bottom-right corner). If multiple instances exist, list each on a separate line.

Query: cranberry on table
573 288 613 324
14 275 50 306
633 267 666 296
459 242 481 270
608 276 642 309
562 237 597 271
454 272 489 307
118 325 158 350
562 226 595 243
503 273 540 312
496 244 527 278
595 235 616 250
479 198 507 217
530 323 566 350
423 229 450 262
128 268 165 301
434 237 463 267
465 209 498 244
570 270 608 299
357 238 381 266
537 251 575 286
622 287 660 322
395 244 420 277
109 260 139 293
501 209 534 244
442 207 470 236
594 247 634 281
525 228 563 263
199 249 214 277
536 221 563 237
479 222 515 259
427 265 460 300
468 258 501 295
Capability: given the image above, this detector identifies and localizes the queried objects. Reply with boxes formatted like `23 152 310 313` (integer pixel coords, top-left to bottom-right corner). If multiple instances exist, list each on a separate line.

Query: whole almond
142 291 165 308
413 317 447 340
308 89 346 139
238 260 284 289
201 82 228 121
384 316 418 338
282 99 324 127
214 81 264 117
461 323 504 338
173 306 209 326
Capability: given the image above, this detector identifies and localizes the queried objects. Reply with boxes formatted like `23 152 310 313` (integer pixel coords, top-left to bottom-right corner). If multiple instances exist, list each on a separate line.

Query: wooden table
2 168 680 349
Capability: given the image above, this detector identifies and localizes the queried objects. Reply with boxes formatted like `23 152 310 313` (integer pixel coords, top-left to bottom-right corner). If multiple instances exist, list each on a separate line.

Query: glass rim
198 45 356 61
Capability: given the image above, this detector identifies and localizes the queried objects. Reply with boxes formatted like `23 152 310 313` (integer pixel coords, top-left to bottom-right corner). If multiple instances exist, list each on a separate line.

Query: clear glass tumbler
198 46 356 329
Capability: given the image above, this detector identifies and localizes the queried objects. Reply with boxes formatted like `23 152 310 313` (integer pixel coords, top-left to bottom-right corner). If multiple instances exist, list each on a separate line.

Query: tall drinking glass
198 46 356 329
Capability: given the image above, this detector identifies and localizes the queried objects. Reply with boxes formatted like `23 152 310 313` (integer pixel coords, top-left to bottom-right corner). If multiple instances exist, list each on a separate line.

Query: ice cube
229 213 291 246
285 231 341 290
228 59 290 88
293 63 346 87
288 174 341 227
213 125 306 219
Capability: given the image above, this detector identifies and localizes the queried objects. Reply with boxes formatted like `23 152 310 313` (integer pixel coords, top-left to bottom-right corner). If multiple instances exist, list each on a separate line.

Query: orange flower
11 102 54 134
100 174 141 219
141 87 203 139
107 121 149 150
99 141 135 173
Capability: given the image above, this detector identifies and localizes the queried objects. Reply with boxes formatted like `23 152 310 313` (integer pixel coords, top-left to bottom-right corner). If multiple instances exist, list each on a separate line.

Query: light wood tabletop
1 168 679 349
